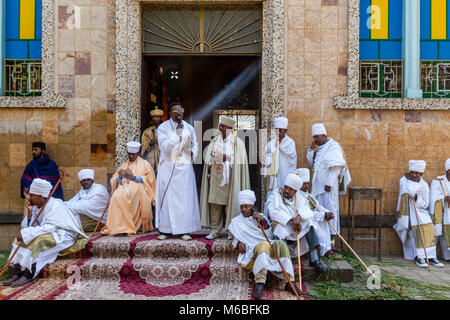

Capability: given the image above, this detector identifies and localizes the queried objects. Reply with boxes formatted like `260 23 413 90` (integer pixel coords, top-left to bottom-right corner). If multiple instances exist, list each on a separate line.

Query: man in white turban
306 123 351 249
3 179 88 287
65 169 110 232
101 141 156 236
428 158 450 261
394 160 443 267
228 190 300 300
155 102 201 241
264 174 327 272
264 116 297 195
295 168 335 257
200 116 250 240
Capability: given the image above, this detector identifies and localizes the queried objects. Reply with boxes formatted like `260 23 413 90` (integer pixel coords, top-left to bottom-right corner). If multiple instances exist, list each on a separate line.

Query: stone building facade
0 0 448 256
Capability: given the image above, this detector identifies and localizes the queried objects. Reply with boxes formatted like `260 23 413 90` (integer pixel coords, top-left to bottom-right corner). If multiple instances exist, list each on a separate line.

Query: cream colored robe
429 175 450 260
101 157 156 236
200 134 250 231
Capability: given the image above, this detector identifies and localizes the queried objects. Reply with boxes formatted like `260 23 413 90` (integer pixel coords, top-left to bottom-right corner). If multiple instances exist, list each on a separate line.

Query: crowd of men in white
2 102 449 300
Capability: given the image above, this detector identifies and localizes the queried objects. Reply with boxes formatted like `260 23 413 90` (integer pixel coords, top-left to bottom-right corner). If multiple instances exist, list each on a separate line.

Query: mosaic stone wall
0 0 449 255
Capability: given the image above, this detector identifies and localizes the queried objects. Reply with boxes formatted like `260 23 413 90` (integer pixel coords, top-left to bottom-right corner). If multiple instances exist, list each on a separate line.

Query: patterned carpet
1 232 307 300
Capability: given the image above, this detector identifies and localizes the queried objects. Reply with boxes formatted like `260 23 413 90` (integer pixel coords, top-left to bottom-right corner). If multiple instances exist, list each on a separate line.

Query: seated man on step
3 179 88 287
65 169 109 233
265 173 327 273
228 190 301 300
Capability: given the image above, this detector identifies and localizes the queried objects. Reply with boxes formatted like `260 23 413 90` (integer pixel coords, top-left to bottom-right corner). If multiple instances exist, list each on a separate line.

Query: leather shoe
310 260 327 273
324 249 337 257
2 274 21 286
332 247 341 253
252 283 264 300
284 282 302 296
11 274 34 287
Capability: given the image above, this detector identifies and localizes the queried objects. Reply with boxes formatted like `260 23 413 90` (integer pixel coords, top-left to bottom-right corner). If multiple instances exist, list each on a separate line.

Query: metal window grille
360 60 403 98
421 61 450 98
4 59 42 96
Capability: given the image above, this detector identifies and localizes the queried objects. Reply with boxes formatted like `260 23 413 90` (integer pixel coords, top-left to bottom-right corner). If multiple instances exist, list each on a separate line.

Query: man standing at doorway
141 106 164 174
155 102 201 241
200 116 250 240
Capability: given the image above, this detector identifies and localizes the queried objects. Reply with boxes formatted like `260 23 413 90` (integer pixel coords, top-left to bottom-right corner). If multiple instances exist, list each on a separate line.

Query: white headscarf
295 168 310 183
409 160 426 173
445 158 450 172
29 178 53 198
78 169 94 181
312 123 327 136
238 190 256 205
273 116 288 129
284 173 303 191
126 141 141 153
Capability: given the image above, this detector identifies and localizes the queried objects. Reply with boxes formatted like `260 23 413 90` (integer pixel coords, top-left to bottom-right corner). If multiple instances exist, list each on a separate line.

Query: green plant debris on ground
307 250 450 300
0 250 11 282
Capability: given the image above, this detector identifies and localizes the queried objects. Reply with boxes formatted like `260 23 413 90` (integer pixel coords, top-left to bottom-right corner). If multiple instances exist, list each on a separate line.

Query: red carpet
1 233 307 300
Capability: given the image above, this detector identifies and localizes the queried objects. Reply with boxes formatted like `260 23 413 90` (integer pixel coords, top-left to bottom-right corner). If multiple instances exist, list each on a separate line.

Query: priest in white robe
393 160 443 267
155 102 201 241
264 173 327 272
65 169 109 232
264 116 297 195
306 123 351 241
228 190 300 300
429 158 450 261
3 179 88 287
296 168 335 257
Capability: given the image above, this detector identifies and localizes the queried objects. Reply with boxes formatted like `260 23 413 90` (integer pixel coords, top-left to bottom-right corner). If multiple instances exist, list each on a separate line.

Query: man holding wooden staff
228 190 300 300
393 160 443 268
2 178 88 287
429 158 450 261
265 173 327 272
65 169 109 233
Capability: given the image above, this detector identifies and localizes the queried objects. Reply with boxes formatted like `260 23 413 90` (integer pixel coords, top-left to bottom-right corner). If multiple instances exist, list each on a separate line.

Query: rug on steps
1 233 307 300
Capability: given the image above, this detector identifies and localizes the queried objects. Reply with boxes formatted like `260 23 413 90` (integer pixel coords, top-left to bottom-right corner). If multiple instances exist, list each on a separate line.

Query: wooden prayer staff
308 199 378 280
0 173 65 280
253 215 303 300
91 199 110 236
436 178 448 197
294 193 303 299
411 198 431 271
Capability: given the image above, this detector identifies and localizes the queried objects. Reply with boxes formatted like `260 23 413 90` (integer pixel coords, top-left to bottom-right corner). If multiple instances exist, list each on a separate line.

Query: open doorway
141 55 263 208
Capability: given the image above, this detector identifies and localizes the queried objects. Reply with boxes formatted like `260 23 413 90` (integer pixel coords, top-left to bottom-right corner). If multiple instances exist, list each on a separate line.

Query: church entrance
140 4 263 207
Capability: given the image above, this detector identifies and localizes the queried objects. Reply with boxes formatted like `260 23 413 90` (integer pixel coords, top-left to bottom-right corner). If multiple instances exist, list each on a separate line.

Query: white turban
312 123 327 136
409 160 426 173
29 178 53 198
446 159 450 172
273 116 288 129
284 173 303 191
127 141 141 153
219 116 236 128
78 169 94 181
238 190 256 205
295 168 310 183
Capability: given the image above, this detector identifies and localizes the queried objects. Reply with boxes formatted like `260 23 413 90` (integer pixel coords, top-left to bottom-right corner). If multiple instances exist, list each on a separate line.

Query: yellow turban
150 107 164 117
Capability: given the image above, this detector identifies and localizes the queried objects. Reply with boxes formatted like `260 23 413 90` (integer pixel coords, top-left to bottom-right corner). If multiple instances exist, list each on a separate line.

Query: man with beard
20 142 64 201
141 106 164 174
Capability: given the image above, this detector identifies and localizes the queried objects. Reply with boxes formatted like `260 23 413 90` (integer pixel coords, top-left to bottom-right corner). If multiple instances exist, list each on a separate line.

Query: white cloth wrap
65 183 109 224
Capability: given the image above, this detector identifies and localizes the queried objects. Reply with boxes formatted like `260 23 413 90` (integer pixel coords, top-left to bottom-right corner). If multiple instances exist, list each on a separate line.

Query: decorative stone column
0 0 5 94
402 0 422 98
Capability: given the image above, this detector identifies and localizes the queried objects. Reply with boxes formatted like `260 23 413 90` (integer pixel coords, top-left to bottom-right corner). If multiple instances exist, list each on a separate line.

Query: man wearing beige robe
200 116 250 240
141 106 163 173
101 141 156 236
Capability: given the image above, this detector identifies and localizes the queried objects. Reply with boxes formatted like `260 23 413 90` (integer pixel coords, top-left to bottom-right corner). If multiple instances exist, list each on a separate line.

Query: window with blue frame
420 0 450 98
359 0 403 98
4 0 42 96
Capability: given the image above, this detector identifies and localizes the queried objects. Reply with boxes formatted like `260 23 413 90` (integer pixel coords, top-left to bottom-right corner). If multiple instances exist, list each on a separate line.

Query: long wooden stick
436 178 448 197
90 199 110 236
294 193 303 299
308 198 378 280
411 198 431 271
253 216 303 300
0 175 64 280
